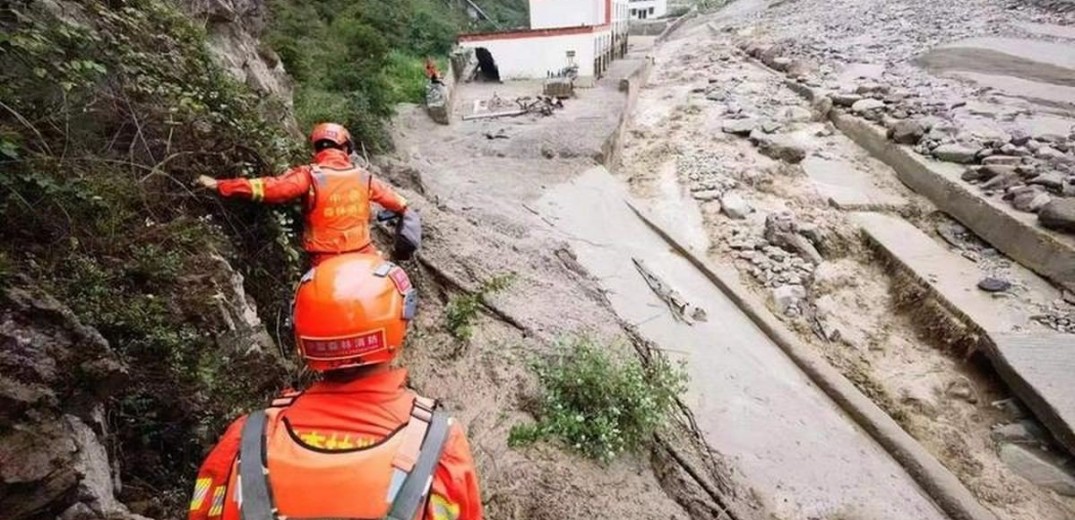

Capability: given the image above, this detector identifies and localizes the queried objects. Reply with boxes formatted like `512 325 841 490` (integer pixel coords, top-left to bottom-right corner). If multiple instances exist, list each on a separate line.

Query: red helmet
309 122 353 152
292 253 416 372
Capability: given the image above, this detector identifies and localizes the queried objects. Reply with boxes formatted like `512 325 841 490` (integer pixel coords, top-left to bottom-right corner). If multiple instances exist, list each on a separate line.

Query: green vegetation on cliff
1 0 300 514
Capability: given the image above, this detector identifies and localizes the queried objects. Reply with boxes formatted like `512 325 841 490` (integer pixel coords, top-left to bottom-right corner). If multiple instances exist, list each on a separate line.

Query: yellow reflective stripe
250 179 265 202
430 494 460 520
208 485 226 517
189 477 212 510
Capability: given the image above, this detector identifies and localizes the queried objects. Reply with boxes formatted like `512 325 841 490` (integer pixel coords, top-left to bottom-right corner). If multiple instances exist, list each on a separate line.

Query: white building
628 0 667 20
457 0 629 83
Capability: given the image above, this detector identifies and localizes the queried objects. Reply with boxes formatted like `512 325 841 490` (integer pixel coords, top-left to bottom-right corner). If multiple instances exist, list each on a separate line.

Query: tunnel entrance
475 47 501 82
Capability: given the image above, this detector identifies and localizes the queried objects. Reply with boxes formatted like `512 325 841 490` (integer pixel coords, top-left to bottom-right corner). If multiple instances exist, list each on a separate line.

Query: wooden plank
990 333 1075 456
631 257 707 324
461 109 526 121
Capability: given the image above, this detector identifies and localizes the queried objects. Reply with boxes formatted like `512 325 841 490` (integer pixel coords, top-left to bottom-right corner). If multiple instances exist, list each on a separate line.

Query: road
537 167 949 520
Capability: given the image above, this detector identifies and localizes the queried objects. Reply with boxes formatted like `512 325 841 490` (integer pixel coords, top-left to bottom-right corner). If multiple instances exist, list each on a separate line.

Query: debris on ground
464 93 567 121
633 258 707 324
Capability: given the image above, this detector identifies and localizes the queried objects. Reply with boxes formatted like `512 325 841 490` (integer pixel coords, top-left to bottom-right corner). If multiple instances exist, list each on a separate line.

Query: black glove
393 209 421 261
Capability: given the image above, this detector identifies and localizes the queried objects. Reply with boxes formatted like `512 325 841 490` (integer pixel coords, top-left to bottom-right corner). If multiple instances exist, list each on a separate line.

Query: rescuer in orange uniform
198 123 421 264
187 254 482 520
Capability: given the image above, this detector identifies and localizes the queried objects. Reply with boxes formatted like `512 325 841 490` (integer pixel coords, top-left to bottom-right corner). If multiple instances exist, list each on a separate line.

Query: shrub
509 336 687 462
444 274 513 341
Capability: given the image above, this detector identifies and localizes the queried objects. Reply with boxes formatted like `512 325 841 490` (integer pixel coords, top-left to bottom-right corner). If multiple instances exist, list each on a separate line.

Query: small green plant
509 336 687 462
444 274 513 341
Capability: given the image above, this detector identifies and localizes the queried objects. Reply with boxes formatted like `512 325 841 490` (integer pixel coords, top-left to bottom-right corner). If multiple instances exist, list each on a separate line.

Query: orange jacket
216 149 408 254
188 369 482 520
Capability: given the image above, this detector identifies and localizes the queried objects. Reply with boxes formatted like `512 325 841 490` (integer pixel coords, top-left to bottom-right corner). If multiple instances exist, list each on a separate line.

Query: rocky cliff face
182 0 300 135
0 0 300 516
0 283 141 520
0 253 281 520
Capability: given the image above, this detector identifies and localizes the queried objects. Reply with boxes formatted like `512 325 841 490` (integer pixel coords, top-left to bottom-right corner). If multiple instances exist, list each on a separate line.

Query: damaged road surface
537 167 949 520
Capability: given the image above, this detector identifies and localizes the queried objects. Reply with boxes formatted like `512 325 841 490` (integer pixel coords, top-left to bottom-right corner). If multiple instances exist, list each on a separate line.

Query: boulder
810 96 833 121
979 164 1017 182
889 119 926 145
780 106 813 123
933 143 979 164
851 98 885 114
1012 190 1051 213
753 133 808 164
1028 172 1065 190
1039 198 1075 233
1038 146 1068 162
764 212 823 264
832 93 863 107
1010 129 1031 146
721 192 752 219
991 421 1046 444
999 444 1075 496
722 119 758 136
981 170 1021 191
978 276 1012 293
772 284 807 315
982 155 1022 166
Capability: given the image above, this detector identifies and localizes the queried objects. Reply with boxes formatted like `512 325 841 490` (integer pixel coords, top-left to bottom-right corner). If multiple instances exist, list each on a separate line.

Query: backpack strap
386 397 453 520
239 410 276 520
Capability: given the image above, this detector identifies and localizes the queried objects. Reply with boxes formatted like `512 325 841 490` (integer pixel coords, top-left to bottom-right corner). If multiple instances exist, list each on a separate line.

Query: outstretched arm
200 166 313 204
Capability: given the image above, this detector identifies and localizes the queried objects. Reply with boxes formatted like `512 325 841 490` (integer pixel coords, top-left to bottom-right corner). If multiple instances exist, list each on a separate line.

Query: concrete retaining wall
602 57 654 168
832 113 1075 292
656 6 696 43
630 19 670 36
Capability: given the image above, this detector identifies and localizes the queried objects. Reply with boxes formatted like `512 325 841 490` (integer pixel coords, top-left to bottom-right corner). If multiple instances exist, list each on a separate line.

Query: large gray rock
851 98 885 114
832 93 863 107
982 155 1022 166
723 119 758 136
764 212 823 264
1039 198 1075 233
1028 172 1065 190
772 284 806 315
991 421 1046 444
780 106 813 123
1012 190 1052 213
426 83 450 125
889 120 926 145
810 96 833 121
752 133 808 164
981 170 1021 191
933 143 979 164
721 192 752 219
999 444 1075 496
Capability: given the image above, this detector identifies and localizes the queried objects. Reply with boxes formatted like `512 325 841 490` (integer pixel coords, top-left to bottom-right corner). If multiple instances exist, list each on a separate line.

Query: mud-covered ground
613 2 1075 519
385 56 747 518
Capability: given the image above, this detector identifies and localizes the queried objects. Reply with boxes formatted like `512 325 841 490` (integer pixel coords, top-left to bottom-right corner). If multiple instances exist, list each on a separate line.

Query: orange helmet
292 253 416 372
309 122 353 152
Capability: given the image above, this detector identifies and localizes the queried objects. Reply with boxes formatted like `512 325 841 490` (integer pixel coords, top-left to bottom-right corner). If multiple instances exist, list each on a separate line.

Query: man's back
188 369 481 520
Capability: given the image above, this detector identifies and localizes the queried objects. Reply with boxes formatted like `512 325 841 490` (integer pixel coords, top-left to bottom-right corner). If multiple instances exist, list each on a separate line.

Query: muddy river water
537 167 948 520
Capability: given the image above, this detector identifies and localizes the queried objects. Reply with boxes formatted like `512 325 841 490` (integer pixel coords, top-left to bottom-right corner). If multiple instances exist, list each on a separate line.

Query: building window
648 7 654 14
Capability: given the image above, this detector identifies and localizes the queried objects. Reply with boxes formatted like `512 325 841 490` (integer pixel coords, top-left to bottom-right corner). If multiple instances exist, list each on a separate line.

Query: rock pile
738 11 1075 235
724 212 826 317
678 151 741 204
